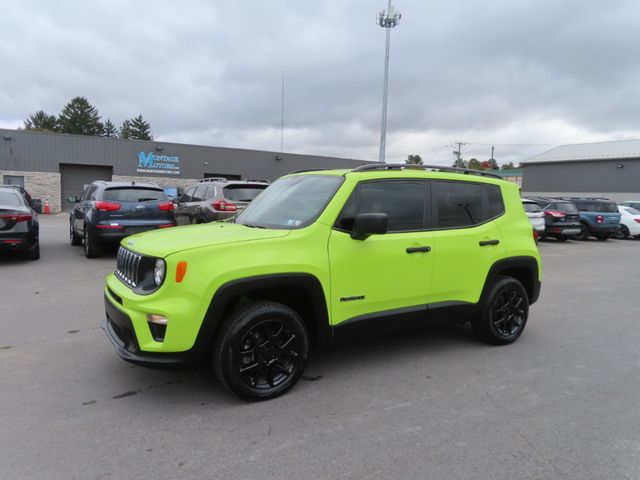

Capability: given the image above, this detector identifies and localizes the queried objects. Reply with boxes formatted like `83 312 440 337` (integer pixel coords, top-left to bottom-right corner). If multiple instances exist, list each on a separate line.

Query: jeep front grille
116 247 143 287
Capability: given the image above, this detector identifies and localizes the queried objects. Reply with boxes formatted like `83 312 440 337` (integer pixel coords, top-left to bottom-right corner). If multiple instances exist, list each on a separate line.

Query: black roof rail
198 177 227 183
289 168 335 174
351 163 504 180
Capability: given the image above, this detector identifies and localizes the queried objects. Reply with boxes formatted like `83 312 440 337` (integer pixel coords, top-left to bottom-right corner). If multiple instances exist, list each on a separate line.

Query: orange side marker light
176 261 188 283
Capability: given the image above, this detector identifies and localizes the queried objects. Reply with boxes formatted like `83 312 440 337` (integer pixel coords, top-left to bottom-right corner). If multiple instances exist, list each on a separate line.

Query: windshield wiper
241 223 266 229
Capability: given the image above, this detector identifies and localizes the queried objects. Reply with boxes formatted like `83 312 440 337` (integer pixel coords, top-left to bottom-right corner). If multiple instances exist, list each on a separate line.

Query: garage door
60 164 113 211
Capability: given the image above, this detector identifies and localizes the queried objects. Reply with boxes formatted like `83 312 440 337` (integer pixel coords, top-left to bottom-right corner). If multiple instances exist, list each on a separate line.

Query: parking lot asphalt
1 214 639 480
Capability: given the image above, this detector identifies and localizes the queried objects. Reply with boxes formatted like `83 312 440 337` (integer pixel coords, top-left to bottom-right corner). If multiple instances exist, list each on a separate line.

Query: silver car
522 198 545 234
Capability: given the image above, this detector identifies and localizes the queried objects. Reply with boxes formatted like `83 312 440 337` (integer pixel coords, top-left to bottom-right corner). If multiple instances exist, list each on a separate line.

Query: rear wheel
213 301 309 401
70 222 82 246
83 227 100 258
472 276 529 345
25 241 40 260
574 224 590 241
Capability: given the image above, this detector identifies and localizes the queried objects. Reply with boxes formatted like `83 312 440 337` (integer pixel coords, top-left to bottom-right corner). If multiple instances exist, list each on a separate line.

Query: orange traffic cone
44 200 51 215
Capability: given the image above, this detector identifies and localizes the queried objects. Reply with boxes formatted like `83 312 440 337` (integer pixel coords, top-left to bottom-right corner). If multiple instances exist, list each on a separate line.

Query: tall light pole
377 1 401 163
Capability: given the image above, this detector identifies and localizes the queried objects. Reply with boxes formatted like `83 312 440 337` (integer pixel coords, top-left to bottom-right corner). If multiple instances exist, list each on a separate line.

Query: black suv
68 181 176 258
530 197 581 241
174 178 269 225
0 186 39 260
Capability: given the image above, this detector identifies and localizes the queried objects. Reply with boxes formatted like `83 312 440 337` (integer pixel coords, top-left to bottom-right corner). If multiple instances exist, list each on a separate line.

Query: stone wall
1 170 61 212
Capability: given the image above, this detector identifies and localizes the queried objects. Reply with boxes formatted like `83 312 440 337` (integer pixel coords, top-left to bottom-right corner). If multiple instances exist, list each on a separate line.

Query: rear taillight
635 219 640 224
544 210 566 218
533 230 539 242
95 201 121 212
157 223 176 228
596 215 604 224
212 200 237 212
0 214 32 222
158 201 175 211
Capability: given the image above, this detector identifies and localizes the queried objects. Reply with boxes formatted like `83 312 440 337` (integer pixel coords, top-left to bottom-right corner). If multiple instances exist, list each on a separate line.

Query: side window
336 180 426 233
180 187 195 202
89 187 98 201
433 181 504 228
81 186 95 202
192 185 208 202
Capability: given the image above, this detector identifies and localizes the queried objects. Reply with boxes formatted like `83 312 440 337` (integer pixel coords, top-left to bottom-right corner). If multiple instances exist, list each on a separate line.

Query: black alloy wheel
70 222 82 246
575 224 590 241
213 301 309 401
614 225 630 240
472 276 529 345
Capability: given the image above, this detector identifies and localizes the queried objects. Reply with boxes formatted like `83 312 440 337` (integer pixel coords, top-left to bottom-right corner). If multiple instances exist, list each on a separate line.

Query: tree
500 161 516 170
121 114 152 140
406 154 423 165
486 158 499 170
24 110 58 132
468 158 483 170
103 119 117 138
57 96 104 135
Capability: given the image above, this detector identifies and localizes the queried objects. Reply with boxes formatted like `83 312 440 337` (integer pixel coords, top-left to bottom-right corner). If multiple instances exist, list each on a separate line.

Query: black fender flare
479 256 541 307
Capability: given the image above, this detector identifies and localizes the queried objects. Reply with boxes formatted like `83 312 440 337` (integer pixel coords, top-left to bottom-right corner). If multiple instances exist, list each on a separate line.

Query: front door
328 179 433 326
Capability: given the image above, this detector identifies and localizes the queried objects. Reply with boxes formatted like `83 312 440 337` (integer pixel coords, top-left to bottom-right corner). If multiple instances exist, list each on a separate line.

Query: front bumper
102 291 201 368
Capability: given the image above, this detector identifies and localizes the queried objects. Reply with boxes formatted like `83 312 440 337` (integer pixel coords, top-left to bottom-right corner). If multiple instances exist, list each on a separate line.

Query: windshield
235 175 343 229
103 187 167 202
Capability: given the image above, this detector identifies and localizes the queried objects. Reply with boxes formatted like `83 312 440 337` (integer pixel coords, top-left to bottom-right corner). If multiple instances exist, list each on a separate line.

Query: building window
3 175 25 187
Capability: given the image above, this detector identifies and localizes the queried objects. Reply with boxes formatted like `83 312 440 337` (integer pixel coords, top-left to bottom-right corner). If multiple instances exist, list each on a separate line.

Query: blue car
561 197 621 241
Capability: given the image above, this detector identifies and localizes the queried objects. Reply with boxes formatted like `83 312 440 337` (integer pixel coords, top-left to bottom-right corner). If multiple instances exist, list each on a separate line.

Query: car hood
122 222 291 257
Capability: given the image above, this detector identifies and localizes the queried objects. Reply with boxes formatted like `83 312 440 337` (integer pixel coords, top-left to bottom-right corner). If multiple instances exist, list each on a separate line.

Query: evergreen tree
121 114 152 140
103 119 117 138
405 154 423 164
57 97 104 136
24 110 58 132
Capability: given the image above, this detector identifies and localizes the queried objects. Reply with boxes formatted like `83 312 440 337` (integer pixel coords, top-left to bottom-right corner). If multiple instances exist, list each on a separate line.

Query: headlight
153 259 166 287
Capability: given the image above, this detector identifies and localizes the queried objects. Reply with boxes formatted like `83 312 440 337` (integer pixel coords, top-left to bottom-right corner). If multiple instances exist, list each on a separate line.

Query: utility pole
280 73 285 153
491 145 495 161
377 1 401 163
452 141 468 167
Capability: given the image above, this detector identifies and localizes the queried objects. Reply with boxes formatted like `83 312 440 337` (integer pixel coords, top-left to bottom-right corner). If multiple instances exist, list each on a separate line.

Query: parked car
615 205 640 239
68 181 176 258
173 178 269 225
558 197 621 241
619 200 640 211
529 197 581 241
0 186 40 260
521 198 545 239
103 164 541 401
163 185 184 201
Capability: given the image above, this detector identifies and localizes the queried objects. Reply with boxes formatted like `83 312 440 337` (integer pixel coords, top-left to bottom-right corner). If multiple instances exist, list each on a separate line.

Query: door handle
406 246 431 253
479 239 500 246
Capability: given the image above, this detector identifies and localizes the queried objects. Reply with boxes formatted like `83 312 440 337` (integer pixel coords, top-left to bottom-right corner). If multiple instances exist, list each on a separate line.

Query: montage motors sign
136 151 181 175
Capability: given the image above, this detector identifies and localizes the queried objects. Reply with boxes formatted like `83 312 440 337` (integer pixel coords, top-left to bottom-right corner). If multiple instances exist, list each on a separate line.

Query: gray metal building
521 140 640 201
0 128 367 211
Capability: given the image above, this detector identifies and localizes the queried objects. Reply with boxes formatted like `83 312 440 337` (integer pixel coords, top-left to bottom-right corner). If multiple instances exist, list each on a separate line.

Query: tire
213 301 309 401
574 224 590 241
70 222 82 246
83 226 100 258
25 241 40 260
615 225 630 240
471 276 529 346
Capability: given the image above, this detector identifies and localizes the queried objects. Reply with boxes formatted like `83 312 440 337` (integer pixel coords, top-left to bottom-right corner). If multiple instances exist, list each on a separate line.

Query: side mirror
351 213 388 240
66 195 80 204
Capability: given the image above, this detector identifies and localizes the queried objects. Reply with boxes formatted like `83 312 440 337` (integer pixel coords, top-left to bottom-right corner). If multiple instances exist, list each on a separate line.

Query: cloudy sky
2 0 640 165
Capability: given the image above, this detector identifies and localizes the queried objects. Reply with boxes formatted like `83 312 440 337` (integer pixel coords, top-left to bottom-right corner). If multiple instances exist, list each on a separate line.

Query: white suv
522 198 545 236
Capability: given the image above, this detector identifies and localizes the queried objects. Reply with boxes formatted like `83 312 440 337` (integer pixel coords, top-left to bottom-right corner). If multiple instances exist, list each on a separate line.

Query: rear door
428 180 506 304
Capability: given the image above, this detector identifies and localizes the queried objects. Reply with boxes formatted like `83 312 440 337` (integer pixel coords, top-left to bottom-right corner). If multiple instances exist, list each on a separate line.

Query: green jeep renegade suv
103 164 541 401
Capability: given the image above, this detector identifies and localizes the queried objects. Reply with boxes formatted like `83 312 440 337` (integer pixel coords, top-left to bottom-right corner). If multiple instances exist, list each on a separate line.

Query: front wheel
472 276 529 345
213 301 309 401
70 222 82 246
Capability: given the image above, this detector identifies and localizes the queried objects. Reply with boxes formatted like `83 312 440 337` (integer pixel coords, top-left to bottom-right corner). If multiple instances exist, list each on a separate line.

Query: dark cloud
1 0 639 164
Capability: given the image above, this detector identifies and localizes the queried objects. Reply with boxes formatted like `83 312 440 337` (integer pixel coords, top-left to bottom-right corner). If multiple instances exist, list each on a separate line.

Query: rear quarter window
433 181 504 228
102 188 167 202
